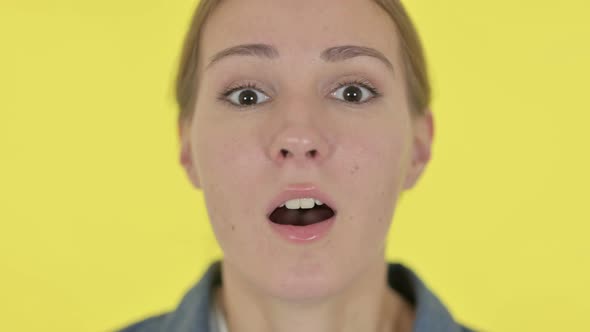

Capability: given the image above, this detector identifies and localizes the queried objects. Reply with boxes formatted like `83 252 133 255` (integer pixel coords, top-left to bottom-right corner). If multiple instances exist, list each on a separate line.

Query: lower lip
267 217 336 244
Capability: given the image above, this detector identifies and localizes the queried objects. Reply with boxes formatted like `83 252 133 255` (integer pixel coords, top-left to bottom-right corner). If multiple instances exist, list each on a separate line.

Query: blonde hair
176 0 431 125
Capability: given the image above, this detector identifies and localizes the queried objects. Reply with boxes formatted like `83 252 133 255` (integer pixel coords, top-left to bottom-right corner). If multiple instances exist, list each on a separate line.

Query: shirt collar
160 260 467 332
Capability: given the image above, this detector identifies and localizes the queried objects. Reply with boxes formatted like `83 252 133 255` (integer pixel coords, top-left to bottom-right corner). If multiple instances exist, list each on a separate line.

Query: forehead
199 0 401 68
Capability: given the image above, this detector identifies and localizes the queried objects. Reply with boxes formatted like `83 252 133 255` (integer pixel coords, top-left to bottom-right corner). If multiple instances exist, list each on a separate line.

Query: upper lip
266 183 337 218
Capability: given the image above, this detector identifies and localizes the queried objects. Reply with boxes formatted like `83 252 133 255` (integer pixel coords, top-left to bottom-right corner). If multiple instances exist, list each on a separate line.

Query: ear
178 120 202 189
402 110 434 190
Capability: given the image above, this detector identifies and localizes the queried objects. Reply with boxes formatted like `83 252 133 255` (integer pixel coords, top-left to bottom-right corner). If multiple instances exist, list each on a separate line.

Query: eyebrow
205 43 395 74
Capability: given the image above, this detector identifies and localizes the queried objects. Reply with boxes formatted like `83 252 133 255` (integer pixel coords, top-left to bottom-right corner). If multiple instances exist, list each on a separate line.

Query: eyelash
216 79 382 108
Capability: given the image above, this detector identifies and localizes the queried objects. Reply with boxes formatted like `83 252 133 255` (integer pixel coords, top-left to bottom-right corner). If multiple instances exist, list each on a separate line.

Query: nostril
278 148 318 159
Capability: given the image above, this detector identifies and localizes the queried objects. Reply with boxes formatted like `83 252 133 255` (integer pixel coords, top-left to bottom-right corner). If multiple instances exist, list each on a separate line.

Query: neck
215 257 414 332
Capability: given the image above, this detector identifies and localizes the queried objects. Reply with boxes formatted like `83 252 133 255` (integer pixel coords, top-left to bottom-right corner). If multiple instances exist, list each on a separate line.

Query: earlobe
178 121 202 189
403 110 434 190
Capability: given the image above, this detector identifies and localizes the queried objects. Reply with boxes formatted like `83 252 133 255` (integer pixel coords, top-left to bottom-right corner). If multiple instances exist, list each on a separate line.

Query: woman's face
180 0 432 300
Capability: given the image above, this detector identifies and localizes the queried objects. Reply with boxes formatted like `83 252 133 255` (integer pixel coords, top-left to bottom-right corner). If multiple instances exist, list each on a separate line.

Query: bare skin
214 258 416 332
179 0 433 331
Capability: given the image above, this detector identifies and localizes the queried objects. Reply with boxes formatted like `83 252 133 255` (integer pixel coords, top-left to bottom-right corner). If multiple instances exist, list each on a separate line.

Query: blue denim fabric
116 260 475 332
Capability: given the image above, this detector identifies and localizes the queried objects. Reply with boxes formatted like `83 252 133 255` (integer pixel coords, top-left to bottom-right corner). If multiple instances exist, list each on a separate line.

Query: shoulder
113 261 223 332
387 262 479 332
115 313 169 332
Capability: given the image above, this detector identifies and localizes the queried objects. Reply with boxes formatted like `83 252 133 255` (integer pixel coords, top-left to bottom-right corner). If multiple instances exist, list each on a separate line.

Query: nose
268 122 332 167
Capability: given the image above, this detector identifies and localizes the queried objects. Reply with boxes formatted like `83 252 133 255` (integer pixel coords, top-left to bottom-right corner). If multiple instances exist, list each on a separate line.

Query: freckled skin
178 0 433 331
184 1 434 297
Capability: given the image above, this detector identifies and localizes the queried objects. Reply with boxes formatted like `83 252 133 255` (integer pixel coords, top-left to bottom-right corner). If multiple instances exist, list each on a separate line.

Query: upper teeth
280 198 324 209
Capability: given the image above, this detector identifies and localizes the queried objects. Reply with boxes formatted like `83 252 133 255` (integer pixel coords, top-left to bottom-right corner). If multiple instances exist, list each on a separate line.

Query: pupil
239 90 257 105
344 86 362 102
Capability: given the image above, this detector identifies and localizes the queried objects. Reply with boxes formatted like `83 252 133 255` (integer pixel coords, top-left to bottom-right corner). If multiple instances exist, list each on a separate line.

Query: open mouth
268 198 336 226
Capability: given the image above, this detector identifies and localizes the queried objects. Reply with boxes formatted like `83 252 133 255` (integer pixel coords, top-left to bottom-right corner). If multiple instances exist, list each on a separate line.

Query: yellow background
1 0 589 331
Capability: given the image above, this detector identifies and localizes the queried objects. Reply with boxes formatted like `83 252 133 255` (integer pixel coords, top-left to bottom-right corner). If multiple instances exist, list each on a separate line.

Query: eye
219 82 270 108
331 80 380 104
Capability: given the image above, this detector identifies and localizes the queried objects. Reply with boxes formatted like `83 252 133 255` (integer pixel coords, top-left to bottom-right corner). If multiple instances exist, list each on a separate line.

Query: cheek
340 118 410 227
344 120 409 188
193 122 264 233
194 119 260 184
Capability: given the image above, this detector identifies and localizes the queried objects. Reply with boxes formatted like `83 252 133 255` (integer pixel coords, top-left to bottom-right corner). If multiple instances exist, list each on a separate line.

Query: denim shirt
117 260 475 332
